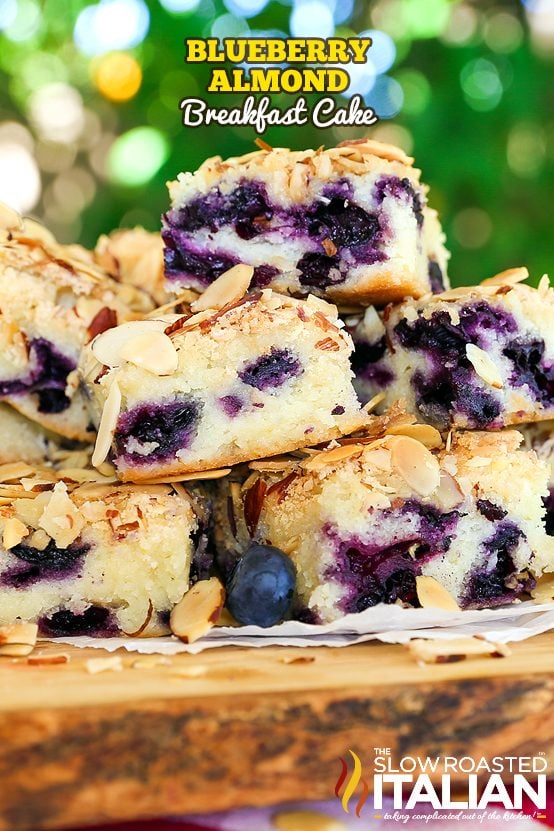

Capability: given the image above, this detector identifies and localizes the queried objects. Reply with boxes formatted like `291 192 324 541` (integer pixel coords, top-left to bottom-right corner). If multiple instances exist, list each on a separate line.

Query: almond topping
315 337 340 351
321 238 337 256
190 264 254 313
416 575 460 611
92 380 121 468
170 577 225 644
389 435 440 496
119 330 179 376
532 574 554 603
336 137 413 165
38 483 85 548
466 344 503 389
302 444 364 471
481 266 529 286
408 637 511 665
2 517 28 549
0 462 35 483
386 422 443 449
140 468 231 484
435 470 464 511
272 810 347 831
0 201 23 232
91 320 167 368
362 391 386 413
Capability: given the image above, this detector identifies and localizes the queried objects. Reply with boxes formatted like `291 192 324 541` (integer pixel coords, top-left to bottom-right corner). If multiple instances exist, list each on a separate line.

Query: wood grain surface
1 634 553 831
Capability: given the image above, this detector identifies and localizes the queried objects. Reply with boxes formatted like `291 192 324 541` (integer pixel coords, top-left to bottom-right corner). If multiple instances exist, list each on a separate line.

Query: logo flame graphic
334 750 369 817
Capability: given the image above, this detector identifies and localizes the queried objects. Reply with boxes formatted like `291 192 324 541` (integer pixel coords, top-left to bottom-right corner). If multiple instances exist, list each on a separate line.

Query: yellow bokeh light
93 52 142 102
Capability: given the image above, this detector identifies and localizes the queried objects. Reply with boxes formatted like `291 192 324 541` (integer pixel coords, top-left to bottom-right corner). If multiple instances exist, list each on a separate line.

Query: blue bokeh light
359 29 397 74
223 0 271 17
290 0 335 38
365 75 404 119
74 0 150 56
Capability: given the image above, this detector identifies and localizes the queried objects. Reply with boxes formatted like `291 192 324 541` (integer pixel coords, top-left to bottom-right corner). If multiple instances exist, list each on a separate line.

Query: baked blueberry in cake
0 207 153 442
349 268 554 430
80 266 366 482
522 420 554 537
0 464 205 636
214 409 552 623
162 139 450 305
94 227 168 307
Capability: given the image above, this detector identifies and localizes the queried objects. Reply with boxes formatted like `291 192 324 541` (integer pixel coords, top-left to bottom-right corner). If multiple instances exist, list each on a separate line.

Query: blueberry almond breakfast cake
214 409 552 624
80 268 366 482
162 139 450 306
349 268 554 430
0 138 553 643
0 207 153 443
0 462 207 637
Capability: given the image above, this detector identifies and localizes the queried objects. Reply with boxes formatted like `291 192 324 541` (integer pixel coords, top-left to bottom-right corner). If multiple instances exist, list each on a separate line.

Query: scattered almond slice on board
170 577 225 644
0 623 38 657
407 636 512 665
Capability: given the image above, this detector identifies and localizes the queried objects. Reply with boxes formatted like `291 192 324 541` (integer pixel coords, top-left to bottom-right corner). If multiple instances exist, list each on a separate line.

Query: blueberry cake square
0 466 205 637
80 276 365 482
214 413 552 623
349 269 554 430
162 139 450 305
0 211 153 443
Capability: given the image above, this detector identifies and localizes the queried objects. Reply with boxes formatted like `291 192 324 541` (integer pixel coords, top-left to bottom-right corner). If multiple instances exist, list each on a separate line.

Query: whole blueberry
226 544 296 627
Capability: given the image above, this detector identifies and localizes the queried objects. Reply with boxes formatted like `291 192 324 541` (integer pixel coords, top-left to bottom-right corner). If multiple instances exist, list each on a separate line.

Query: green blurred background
0 0 552 285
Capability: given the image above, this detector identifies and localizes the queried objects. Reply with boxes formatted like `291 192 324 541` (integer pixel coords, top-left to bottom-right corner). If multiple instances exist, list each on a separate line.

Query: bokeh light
365 75 404 119
107 127 169 186
453 208 493 250
359 30 396 74
0 140 41 212
94 53 143 102
2 0 41 42
29 84 85 143
396 69 431 116
290 1 335 38
74 0 150 56
460 58 503 112
507 123 546 178
211 13 250 37
0 0 18 31
223 0 271 17
159 0 202 10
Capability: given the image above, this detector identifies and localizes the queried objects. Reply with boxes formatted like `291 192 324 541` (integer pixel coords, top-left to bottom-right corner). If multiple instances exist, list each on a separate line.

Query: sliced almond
91 320 167 368
190 264 254 313
389 436 440 496
416 575 460 611
85 656 123 674
408 636 511 665
336 137 413 165
532 573 554 603
27 653 69 666
140 468 231 484
0 643 36 657
38 483 85 548
301 444 364 472
386 423 442 449
0 201 23 232
0 462 35 483
538 274 551 296
0 622 38 646
466 344 503 389
119 330 179 376
92 380 121 469
362 391 386 413
272 810 347 831
2 517 28 549
481 266 529 286
435 285 500 301
170 577 225 644
435 470 464 511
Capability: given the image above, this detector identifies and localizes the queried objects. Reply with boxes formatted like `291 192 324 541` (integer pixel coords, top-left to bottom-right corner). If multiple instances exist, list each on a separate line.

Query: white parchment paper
47 600 554 655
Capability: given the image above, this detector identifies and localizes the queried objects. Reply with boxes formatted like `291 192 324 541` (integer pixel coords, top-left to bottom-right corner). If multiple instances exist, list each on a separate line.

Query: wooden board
1 633 554 831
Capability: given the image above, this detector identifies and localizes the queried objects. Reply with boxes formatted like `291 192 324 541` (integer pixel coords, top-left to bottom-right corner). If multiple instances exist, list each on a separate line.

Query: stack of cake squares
0 139 553 641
